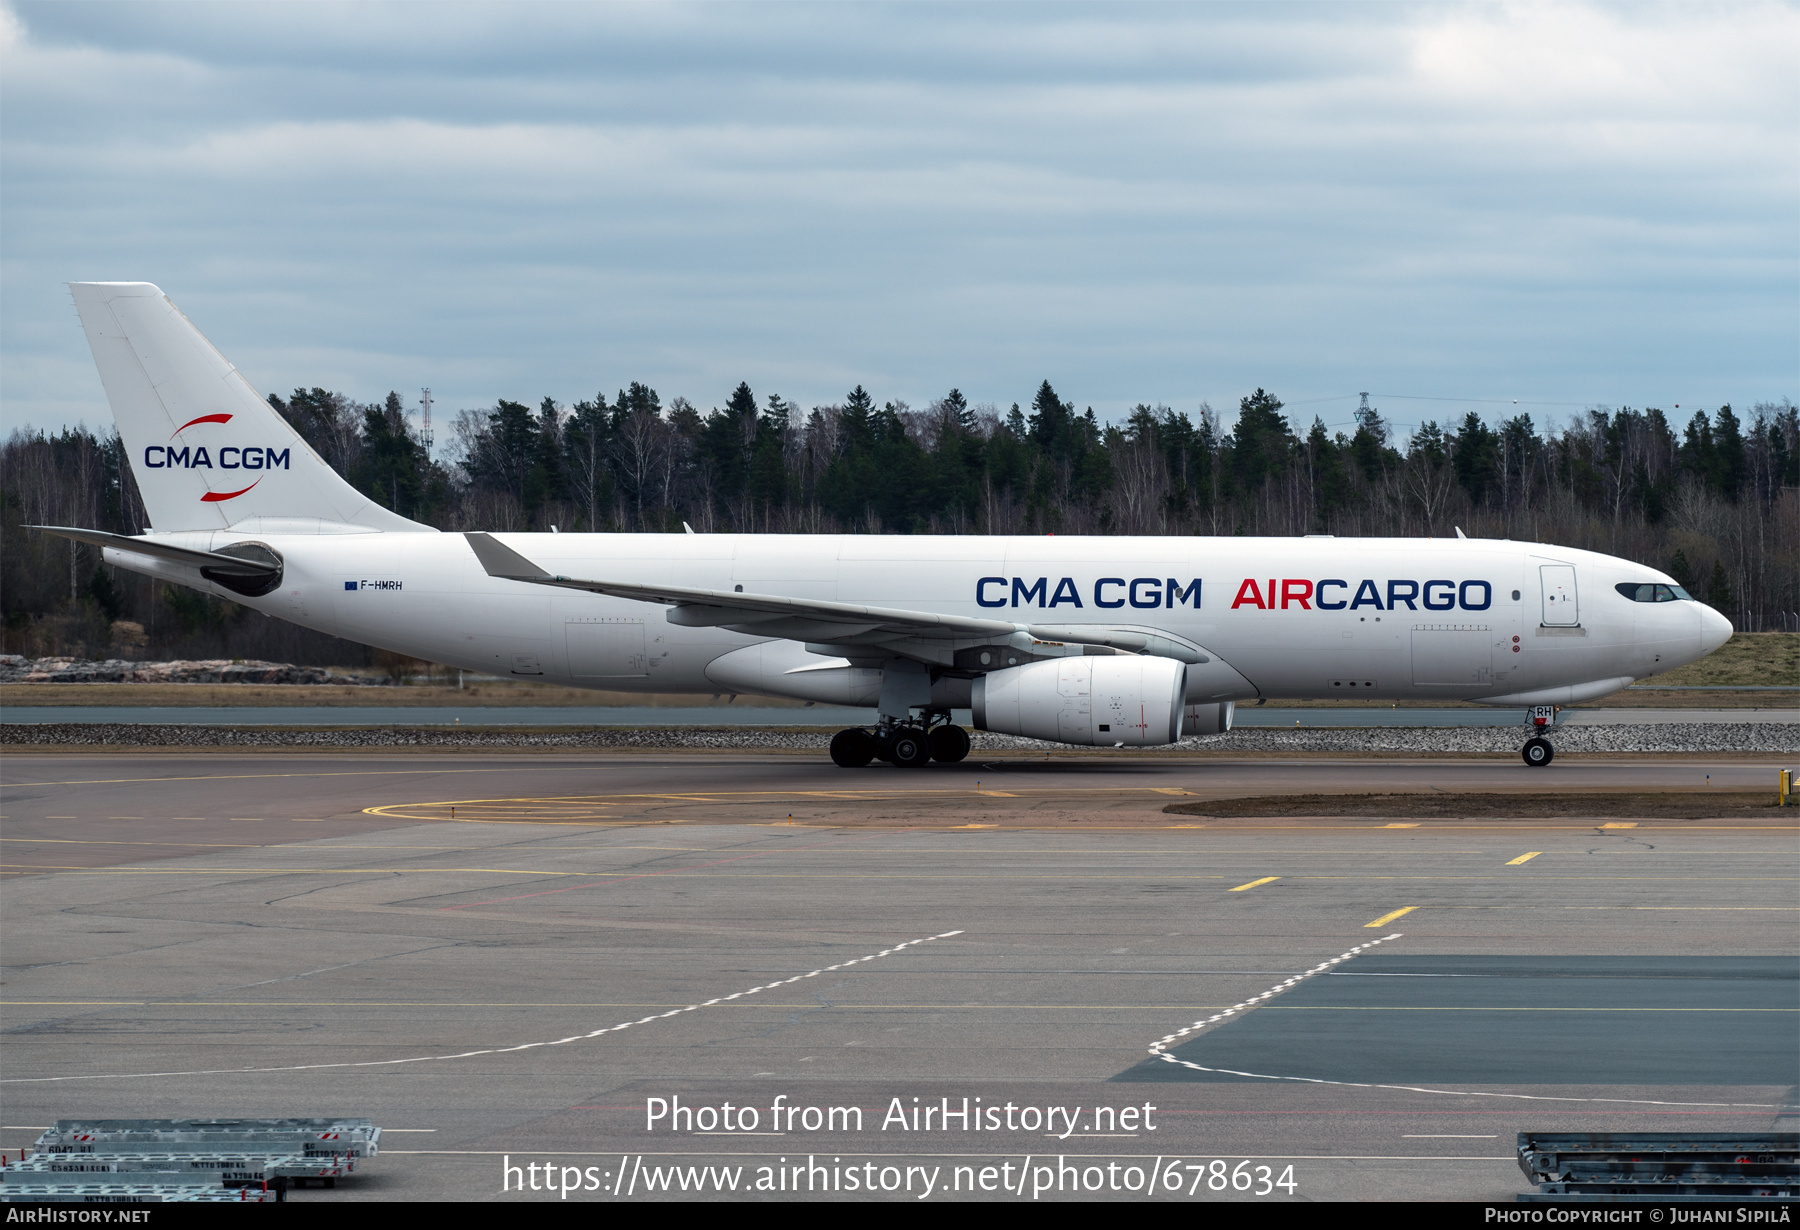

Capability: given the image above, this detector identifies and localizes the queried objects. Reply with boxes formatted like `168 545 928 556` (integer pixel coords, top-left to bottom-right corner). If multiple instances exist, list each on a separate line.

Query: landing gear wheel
1522 737 1554 767
888 726 931 768
830 728 876 768
928 723 971 764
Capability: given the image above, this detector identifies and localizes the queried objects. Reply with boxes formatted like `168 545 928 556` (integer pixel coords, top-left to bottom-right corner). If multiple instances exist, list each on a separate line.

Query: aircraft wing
464 533 1214 665
464 531 1019 642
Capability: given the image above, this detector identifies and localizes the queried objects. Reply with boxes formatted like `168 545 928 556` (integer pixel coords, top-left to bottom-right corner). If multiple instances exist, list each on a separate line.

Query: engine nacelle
1183 700 1235 735
973 656 1187 746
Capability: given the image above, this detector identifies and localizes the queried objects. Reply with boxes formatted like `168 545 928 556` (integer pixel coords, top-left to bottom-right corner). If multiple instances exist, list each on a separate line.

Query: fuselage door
1411 624 1494 688
566 618 648 678
1540 565 1579 626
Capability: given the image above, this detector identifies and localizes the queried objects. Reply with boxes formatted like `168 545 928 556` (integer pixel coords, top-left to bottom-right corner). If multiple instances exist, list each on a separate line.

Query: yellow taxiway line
1365 906 1418 927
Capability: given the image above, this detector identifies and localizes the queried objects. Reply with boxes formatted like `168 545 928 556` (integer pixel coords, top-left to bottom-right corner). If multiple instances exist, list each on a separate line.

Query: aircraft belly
1225 632 1406 698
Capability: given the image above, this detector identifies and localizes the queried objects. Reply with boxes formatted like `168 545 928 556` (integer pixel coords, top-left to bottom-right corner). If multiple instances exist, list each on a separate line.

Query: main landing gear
830 714 970 768
1520 704 1558 768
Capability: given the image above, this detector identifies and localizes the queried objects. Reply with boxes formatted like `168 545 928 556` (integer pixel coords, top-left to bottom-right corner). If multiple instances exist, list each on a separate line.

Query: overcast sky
2 1 1794 449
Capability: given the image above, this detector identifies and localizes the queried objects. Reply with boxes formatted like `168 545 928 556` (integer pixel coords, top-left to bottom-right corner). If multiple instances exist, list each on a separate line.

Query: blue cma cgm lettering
143 446 291 470
975 577 1201 609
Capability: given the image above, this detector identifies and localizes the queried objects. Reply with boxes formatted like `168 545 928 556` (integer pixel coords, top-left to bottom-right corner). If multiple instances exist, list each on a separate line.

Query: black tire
1522 737 1554 767
929 723 971 763
830 728 876 768
888 726 931 768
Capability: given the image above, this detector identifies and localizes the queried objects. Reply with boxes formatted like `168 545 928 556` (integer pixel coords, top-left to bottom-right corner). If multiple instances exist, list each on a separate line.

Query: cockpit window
1615 582 1688 602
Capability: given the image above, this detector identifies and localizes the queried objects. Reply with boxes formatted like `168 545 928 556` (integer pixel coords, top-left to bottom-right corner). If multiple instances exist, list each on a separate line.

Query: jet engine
972 656 1187 747
1183 700 1235 735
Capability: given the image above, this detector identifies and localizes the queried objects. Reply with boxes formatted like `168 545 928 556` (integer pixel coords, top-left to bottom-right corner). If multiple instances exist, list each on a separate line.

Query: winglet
464 531 553 580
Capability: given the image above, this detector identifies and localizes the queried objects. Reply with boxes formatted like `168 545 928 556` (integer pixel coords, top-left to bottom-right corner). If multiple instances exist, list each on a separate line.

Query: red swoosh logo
172 413 233 436
200 478 260 503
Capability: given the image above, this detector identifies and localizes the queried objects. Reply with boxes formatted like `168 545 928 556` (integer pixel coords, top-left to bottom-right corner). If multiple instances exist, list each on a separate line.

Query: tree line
3 379 1795 665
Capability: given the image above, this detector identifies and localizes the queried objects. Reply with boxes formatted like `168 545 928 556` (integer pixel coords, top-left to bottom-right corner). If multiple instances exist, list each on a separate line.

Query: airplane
34 281 1733 769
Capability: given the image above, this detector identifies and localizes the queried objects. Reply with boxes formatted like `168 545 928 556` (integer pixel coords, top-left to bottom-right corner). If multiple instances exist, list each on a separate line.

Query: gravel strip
0 656 377 685
5 722 1795 753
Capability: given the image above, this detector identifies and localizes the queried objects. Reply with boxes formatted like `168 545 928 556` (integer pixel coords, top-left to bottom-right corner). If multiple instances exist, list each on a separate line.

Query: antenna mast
418 388 434 453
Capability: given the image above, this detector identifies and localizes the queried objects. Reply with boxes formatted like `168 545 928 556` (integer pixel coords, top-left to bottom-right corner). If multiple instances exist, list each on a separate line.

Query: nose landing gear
1521 704 1558 768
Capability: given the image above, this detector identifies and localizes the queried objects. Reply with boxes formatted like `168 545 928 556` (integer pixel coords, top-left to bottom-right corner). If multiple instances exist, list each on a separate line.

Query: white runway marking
1147 933 1402 1061
3 930 963 1085
1144 932 1788 1110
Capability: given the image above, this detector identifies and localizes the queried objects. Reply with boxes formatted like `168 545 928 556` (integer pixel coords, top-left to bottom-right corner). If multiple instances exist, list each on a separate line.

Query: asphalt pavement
2 752 1793 1202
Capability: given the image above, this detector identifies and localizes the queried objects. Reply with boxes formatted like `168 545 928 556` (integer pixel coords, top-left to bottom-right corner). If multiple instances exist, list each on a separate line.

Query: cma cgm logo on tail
142 414 290 503
975 577 1202 609
1233 578 1493 611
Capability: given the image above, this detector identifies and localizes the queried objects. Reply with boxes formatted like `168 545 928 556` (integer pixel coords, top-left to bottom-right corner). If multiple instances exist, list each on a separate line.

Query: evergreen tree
527 397 566 518
358 391 424 517
1681 411 1718 493
928 391 984 528
1452 411 1499 506
467 399 537 506
940 387 976 434
1027 381 1076 464
1668 549 1693 590
1307 416 1349 526
1230 389 1292 492
749 394 791 512
564 395 611 531
87 565 125 621
839 386 875 454
1711 404 1746 499
1706 558 1733 612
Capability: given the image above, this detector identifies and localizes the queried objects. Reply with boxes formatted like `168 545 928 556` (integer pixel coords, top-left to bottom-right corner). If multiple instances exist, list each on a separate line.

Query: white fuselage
107 530 1731 708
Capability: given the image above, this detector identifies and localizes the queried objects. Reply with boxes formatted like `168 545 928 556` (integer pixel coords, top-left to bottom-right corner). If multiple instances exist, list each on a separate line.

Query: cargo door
1410 624 1494 688
565 618 648 678
1540 565 1579 626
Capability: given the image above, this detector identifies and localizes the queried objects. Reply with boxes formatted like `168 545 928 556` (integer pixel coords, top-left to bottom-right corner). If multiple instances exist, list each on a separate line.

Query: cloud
2 1 1793 435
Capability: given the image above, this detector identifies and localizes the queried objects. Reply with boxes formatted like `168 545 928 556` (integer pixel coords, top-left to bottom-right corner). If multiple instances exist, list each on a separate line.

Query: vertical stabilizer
68 282 432 533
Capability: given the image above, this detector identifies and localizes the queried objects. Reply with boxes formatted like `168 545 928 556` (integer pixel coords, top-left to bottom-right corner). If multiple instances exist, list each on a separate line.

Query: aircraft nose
1699 604 1733 653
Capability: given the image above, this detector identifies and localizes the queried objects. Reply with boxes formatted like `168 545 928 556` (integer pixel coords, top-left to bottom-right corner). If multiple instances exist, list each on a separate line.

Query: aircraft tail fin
68 282 432 534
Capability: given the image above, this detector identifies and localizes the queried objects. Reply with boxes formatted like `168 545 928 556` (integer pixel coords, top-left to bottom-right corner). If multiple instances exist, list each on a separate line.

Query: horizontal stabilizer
29 525 280 577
